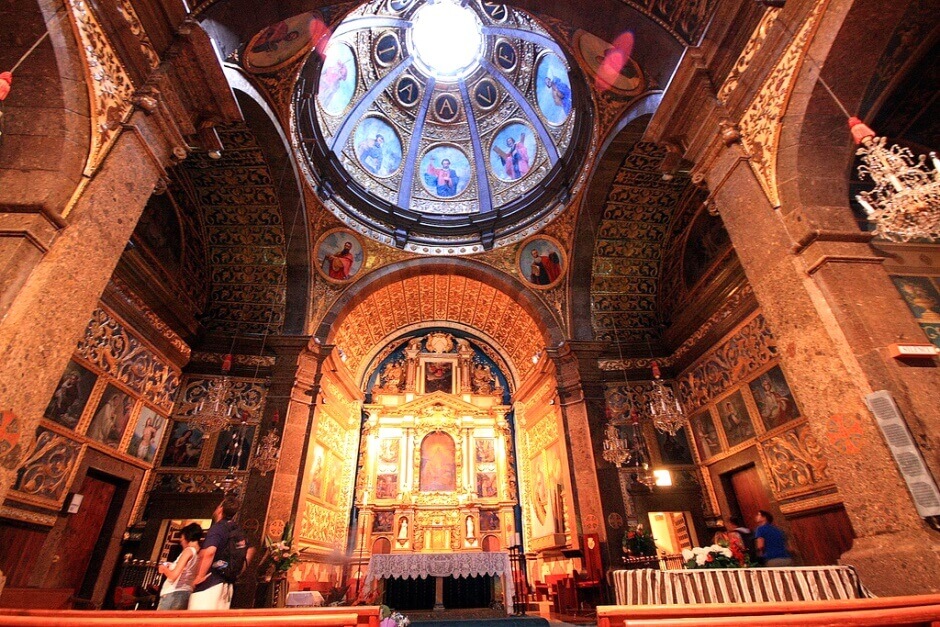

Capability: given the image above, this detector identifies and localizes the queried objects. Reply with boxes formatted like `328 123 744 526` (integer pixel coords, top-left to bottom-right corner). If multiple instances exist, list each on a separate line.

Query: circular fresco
318 43 357 116
518 235 566 289
420 146 471 198
354 117 403 177
245 12 316 73
315 228 365 282
489 122 537 182
535 53 572 126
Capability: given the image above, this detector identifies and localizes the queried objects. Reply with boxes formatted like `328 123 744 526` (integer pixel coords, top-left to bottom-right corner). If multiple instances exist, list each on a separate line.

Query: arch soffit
318 258 562 386
776 0 937 215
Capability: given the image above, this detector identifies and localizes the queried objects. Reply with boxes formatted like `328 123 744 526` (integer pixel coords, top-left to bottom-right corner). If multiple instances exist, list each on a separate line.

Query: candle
513 532 521 547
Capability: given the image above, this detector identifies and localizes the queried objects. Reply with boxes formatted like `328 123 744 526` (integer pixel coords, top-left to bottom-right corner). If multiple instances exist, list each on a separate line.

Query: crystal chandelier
189 375 237 434
648 362 687 436
850 117 940 242
603 408 656 488
251 429 281 475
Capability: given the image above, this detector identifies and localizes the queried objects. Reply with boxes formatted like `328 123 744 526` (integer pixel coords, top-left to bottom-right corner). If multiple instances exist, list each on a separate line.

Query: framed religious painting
44 359 98 430
715 390 756 448
86 384 135 449
748 365 801 431
518 235 566 289
423 360 454 394
126 407 167 463
691 410 721 461
315 228 365 283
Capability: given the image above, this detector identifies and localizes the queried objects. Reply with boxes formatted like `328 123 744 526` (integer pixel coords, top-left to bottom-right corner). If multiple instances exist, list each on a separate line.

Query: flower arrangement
682 541 748 569
622 523 657 557
379 605 410 627
260 520 300 576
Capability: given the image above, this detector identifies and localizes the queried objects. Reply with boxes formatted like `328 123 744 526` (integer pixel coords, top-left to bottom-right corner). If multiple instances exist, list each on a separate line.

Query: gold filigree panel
760 422 831 498
333 274 544 383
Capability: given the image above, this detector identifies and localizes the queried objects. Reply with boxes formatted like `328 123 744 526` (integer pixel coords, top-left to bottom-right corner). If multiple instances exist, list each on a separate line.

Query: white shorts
187 582 233 610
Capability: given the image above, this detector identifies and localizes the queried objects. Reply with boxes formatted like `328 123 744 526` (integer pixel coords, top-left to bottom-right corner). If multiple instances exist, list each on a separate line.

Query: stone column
549 341 618 555
234 335 310 607
0 108 178 503
699 141 940 594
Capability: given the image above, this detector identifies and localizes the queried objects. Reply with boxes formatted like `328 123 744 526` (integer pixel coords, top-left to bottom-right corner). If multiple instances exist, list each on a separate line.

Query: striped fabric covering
612 566 872 605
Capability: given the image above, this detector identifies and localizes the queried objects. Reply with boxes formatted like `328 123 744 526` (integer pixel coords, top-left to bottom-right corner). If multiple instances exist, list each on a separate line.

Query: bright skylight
409 0 483 80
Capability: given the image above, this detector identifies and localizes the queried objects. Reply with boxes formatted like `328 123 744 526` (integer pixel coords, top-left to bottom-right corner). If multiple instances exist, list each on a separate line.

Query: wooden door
726 464 771 530
46 474 116 590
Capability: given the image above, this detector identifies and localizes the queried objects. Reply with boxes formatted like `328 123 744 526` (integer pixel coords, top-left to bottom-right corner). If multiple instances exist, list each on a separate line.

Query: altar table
285 590 325 607
611 566 872 605
366 552 515 614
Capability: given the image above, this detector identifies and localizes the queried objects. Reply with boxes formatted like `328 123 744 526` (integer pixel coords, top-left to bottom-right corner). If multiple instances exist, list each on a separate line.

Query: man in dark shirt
189 495 240 609
754 509 794 566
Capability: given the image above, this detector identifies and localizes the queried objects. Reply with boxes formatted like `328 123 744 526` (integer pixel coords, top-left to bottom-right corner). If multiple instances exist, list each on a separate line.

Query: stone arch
226 67 311 334
569 94 661 341
776 0 938 229
316 257 565 385
0 0 90 214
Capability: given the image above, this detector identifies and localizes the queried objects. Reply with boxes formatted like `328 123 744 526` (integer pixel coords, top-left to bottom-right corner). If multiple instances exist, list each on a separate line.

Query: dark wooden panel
787 505 855 566
47 474 116 590
0 521 49 587
726 464 772 530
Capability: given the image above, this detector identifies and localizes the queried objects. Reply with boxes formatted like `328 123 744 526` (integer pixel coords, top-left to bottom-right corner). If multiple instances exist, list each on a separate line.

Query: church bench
597 594 940 627
0 611 362 627
0 606 379 627
621 603 940 626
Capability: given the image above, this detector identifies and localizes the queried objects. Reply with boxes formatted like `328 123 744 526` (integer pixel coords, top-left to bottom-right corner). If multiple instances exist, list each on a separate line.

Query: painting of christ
419 432 456 492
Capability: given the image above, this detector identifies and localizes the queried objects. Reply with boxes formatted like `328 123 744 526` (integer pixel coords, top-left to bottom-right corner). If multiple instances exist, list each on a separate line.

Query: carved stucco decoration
75 307 181 412
717 7 781 105
115 0 161 70
676 312 777 412
11 428 83 506
333 275 545 384
737 0 828 207
760 422 832 497
66 0 136 179
109 277 192 361
591 142 689 342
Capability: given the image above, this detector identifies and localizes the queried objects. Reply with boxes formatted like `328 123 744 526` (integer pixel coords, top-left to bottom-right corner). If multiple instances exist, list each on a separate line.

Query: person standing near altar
754 510 793 566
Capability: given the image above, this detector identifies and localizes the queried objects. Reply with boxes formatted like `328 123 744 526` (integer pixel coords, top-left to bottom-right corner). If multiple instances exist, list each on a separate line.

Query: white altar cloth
366 552 515 614
285 590 325 607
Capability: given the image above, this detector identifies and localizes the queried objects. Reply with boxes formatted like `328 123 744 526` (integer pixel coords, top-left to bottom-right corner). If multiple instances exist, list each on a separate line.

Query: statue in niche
398 517 409 541
379 359 404 393
471 362 496 394
466 516 475 539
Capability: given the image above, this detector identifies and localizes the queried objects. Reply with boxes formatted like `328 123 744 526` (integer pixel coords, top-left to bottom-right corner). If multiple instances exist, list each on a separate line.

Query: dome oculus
408 1 484 80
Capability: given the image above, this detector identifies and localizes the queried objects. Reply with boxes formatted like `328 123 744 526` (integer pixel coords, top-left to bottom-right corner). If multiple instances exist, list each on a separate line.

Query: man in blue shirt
189 495 240 609
754 509 793 566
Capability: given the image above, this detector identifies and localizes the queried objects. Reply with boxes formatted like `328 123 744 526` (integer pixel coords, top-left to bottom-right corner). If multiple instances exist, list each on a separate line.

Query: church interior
0 0 938 622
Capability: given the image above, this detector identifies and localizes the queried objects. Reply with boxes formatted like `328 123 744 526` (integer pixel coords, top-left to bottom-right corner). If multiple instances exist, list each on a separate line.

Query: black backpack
216 521 248 583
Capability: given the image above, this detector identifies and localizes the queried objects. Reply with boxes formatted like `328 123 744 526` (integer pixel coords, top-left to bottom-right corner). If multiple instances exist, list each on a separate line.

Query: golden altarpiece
353 332 517 562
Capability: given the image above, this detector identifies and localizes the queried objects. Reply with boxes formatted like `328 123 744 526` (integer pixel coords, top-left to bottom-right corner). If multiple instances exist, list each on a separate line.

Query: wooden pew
0 606 381 627
0 612 362 627
0 589 74 610
598 594 940 627
622 604 940 626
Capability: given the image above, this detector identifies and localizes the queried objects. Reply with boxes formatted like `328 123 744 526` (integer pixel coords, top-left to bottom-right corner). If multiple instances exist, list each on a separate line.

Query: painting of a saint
693 411 721 460
892 276 940 323
316 229 364 282
127 407 167 463
519 237 564 288
655 427 694 465
535 53 571 125
323 453 342 504
490 123 536 182
379 438 400 465
373 510 394 532
420 147 471 198
318 43 357 116
475 439 495 464
87 385 134 448
749 366 800 430
419 432 456 492
44 360 97 429
376 473 398 499
354 117 403 177
245 12 317 72
308 444 325 497
476 472 497 498
161 421 206 467
424 361 453 394
479 510 500 532
716 391 755 447
212 424 255 470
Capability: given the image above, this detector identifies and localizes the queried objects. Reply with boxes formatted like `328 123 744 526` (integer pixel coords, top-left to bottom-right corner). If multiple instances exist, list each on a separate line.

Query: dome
294 0 591 254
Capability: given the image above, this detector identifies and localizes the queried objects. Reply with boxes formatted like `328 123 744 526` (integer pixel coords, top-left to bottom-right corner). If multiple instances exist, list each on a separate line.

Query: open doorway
646 511 698 554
